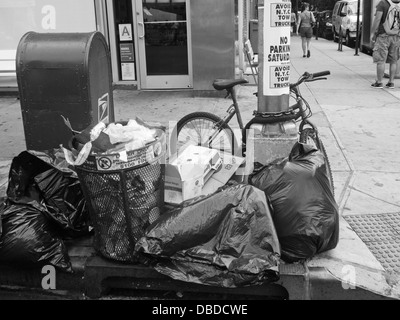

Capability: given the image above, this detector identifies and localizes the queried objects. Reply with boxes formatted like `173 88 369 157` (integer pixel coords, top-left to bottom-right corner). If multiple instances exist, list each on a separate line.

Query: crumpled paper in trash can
62 118 158 166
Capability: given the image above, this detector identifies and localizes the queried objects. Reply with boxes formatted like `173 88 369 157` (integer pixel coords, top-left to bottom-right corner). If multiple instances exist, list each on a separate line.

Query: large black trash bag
136 183 281 288
34 168 89 237
0 200 72 272
6 150 91 237
249 142 339 263
0 149 91 272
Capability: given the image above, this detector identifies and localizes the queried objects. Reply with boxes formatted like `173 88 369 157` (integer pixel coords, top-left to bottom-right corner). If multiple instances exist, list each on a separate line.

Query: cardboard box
164 145 245 204
164 145 221 204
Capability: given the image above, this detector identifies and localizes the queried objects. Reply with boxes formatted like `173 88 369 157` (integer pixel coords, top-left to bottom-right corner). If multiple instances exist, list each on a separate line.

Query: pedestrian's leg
301 37 307 57
385 62 397 88
371 62 385 88
387 40 400 87
376 62 385 83
371 35 386 88
389 62 397 83
306 38 311 57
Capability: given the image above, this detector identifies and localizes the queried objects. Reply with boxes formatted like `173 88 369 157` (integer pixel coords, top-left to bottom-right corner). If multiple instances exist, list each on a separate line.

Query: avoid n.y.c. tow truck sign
263 0 291 97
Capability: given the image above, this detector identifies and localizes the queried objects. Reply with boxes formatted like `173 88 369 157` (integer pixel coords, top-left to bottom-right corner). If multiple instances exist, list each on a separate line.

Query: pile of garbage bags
136 141 339 287
0 134 339 288
0 149 91 272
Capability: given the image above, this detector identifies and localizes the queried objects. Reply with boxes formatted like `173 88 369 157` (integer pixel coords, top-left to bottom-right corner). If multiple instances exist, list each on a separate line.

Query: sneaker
385 82 395 89
371 81 383 88
307 50 311 58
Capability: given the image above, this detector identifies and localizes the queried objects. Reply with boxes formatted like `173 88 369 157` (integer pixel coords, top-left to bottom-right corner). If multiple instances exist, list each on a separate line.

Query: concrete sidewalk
286 35 400 299
0 35 400 299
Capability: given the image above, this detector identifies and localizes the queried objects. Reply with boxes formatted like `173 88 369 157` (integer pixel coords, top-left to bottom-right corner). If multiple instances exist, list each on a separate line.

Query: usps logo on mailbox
98 93 109 123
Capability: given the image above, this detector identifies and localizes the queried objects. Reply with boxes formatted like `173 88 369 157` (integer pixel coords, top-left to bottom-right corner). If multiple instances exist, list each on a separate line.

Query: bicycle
171 71 334 192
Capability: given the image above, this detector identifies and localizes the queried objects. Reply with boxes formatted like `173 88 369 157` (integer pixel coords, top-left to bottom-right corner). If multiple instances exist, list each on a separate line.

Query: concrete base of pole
245 121 298 166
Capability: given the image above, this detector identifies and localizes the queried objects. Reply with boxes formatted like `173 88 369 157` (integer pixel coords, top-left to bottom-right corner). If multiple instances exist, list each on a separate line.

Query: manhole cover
344 213 400 273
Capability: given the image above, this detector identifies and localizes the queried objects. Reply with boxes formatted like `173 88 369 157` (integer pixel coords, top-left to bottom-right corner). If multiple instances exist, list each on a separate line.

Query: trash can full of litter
73 126 166 263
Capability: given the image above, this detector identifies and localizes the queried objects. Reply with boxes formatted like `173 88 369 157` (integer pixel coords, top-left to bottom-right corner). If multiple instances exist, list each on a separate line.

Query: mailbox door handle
138 22 145 39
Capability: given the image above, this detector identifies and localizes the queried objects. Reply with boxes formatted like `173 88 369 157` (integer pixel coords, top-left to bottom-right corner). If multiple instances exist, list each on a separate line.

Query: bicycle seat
213 78 248 91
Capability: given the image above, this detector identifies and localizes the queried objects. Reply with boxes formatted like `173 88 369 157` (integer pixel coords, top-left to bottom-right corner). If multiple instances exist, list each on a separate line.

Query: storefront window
143 0 188 76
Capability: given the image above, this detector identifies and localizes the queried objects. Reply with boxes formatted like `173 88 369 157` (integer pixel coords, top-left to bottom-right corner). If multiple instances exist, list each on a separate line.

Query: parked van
332 0 363 46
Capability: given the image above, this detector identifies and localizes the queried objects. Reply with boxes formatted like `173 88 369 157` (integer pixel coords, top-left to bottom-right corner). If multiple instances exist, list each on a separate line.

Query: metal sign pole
238 0 245 74
246 0 297 167
355 0 361 56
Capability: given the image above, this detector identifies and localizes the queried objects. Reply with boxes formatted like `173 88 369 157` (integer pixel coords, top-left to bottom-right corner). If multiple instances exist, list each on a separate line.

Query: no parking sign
263 0 291 97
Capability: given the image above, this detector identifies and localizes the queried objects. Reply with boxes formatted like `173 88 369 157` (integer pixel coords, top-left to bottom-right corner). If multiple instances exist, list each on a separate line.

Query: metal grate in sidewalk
344 213 400 273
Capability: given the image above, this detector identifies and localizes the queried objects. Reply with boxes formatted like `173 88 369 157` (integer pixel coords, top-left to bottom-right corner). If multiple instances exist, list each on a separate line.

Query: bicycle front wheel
299 128 335 196
175 112 237 155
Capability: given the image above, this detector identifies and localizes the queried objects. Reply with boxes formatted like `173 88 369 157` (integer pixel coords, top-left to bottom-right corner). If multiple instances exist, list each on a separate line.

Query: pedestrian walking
291 11 297 36
370 0 400 89
296 2 315 58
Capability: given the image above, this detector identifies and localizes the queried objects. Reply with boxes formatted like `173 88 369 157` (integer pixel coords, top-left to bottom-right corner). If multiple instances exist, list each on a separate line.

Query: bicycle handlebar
290 70 330 90
312 70 330 78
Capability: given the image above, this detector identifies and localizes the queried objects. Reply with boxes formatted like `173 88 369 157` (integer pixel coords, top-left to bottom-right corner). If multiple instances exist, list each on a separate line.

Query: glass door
135 0 192 89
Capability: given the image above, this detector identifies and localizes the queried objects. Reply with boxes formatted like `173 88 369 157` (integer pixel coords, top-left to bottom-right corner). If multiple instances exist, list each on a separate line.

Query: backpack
383 0 400 35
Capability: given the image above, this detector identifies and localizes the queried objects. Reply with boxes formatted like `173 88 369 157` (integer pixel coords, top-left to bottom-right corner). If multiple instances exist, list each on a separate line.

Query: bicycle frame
219 85 245 129
190 71 329 155
205 85 245 148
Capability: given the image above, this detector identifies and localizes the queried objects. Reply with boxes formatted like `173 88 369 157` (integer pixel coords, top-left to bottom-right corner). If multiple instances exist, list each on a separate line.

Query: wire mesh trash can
73 128 166 262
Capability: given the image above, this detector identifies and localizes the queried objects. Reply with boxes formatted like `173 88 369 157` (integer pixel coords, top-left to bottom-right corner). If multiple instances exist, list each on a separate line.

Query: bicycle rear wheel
175 112 237 155
299 128 335 195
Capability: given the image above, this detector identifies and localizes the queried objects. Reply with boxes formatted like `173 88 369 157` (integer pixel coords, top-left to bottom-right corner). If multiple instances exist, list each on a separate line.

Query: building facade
0 0 236 92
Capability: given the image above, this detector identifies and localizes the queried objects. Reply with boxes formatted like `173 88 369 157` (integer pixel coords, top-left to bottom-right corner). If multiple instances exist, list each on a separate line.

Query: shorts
373 34 400 64
300 26 313 39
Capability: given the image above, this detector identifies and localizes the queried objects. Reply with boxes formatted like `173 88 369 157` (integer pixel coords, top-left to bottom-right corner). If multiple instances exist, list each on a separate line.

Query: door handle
138 22 145 39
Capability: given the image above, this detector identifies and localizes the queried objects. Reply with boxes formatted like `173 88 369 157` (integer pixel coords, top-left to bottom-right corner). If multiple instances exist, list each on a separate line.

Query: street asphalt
0 34 400 299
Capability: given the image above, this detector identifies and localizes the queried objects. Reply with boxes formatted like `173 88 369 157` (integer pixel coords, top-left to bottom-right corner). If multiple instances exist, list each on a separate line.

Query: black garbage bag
6 150 91 237
249 142 339 263
0 200 72 272
34 168 89 237
0 149 91 272
136 183 281 288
